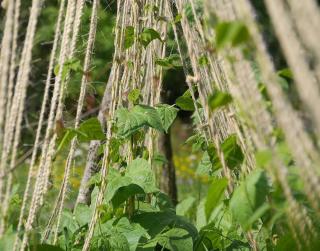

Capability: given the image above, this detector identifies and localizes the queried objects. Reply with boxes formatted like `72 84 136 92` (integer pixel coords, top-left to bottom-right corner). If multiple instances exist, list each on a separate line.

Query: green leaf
139 28 162 47
230 169 269 229
77 117 105 141
175 96 195 111
198 55 209 66
208 91 233 111
30 244 64 251
277 68 293 79
127 88 141 104
185 133 206 152
205 177 228 220
155 54 182 69
196 151 212 176
221 134 244 170
74 204 93 226
154 228 193 251
116 105 164 138
132 105 164 132
105 158 157 207
115 217 149 251
124 26 135 49
126 158 157 193
59 209 79 234
215 21 250 49
176 196 196 216
133 211 198 241
108 232 130 251
155 104 178 132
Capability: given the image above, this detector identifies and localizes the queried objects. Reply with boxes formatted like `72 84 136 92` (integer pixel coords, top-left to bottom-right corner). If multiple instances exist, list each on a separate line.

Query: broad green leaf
208 91 233 111
175 96 195 111
215 21 250 49
156 228 193 251
196 199 207 230
59 209 79 233
116 105 164 138
176 196 196 216
116 107 145 138
154 192 175 212
0 232 15 251
221 134 244 170
196 151 212 176
124 26 135 49
127 88 141 104
207 142 222 171
155 54 182 69
132 105 164 132
139 28 162 47
115 217 149 251
126 158 157 193
30 244 64 251
205 177 228 220
229 169 269 229
133 211 198 240
108 232 130 251
155 104 178 132
105 158 157 207
185 133 206 152
77 117 105 141
74 204 93 226
255 150 273 168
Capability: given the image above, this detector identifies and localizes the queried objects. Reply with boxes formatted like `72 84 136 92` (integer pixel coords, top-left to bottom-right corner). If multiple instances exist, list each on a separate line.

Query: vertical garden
0 0 320 250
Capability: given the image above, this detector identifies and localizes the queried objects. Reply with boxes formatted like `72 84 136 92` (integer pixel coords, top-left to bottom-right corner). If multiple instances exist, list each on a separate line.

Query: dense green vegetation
1 0 320 250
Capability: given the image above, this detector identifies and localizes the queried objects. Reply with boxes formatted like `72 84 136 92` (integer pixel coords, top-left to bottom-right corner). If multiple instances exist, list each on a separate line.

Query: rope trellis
0 0 319 250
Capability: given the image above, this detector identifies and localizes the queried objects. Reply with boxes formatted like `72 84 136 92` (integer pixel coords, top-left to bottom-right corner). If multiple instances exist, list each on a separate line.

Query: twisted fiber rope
208 0 302 248
52 0 99 244
236 0 320 225
174 0 236 192
0 0 14 146
0 0 43 196
286 0 320 82
5 0 21 131
82 2 133 249
12 0 66 249
19 1 77 249
24 0 76 228
167 3 210 145
0 0 43 236
188 0 255 173
42 0 86 199
0 0 15 200
264 0 320 134
212 0 315 244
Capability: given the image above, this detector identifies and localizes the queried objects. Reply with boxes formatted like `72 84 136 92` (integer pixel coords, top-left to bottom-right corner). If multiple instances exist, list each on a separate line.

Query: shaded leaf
139 28 162 47
155 54 182 69
205 177 228 220
208 91 232 111
221 134 244 170
215 21 250 49
155 104 178 132
230 169 269 229
175 96 195 111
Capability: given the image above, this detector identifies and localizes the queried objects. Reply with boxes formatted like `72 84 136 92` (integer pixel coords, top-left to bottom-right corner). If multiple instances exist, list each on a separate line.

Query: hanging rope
13 0 66 249
0 0 43 237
